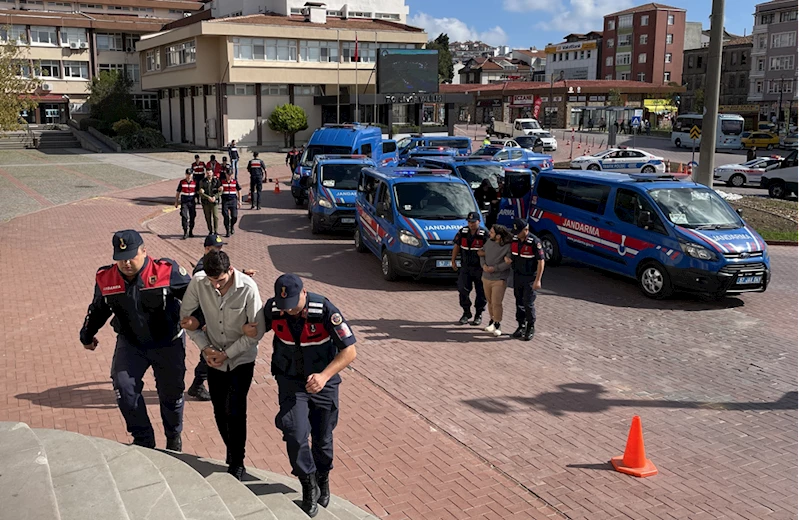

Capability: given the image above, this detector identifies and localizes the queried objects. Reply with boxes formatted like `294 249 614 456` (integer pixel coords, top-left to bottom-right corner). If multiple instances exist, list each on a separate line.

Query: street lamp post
548 73 554 132
778 74 785 132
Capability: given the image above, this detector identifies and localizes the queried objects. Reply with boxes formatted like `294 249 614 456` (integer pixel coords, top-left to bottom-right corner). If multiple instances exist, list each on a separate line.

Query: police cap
274 273 303 311
512 218 528 234
112 230 143 261
204 233 225 247
467 211 481 222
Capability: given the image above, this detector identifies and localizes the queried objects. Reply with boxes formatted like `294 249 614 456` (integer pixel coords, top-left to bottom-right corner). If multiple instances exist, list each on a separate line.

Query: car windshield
301 145 353 167
520 121 540 129
741 159 766 168
473 146 502 156
538 132 553 138
394 182 477 219
514 136 536 147
649 188 741 229
456 164 503 189
591 150 612 157
320 163 365 190
429 139 470 150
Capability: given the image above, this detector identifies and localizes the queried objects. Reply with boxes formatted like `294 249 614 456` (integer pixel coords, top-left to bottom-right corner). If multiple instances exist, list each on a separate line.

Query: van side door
374 181 395 249
357 173 381 254
610 188 676 275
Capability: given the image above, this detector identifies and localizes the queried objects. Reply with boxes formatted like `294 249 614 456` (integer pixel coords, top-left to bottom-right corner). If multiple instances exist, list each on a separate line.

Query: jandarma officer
451 211 488 326
506 218 546 341
175 168 197 239
80 230 191 450
245 274 356 518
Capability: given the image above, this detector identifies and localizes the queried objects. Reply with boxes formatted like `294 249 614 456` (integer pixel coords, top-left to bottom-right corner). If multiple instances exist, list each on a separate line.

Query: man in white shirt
179 250 265 480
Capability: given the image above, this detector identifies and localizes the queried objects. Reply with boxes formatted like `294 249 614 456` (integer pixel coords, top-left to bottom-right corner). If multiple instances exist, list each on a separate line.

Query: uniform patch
149 275 157 284
330 313 343 326
537 242 542 249
309 324 316 333
335 323 353 339
179 266 188 276
281 286 287 298
118 239 127 250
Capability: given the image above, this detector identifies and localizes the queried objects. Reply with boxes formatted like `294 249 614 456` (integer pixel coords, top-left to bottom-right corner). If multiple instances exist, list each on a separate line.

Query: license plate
736 275 761 285
436 260 459 268
340 217 355 224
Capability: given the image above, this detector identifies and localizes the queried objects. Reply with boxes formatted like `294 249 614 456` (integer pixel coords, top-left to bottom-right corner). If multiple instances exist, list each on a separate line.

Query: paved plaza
0 148 796 519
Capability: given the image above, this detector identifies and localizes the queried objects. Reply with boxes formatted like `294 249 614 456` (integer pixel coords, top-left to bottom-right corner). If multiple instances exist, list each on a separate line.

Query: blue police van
307 155 376 234
528 170 770 299
292 124 398 205
354 166 482 281
396 135 472 160
404 146 460 162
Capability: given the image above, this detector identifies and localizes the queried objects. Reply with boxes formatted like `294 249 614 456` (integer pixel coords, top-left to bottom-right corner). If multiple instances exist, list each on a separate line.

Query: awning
18 94 68 103
644 99 677 113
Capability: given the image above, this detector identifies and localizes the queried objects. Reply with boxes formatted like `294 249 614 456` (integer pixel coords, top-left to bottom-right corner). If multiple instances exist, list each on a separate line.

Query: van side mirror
736 208 743 217
637 210 653 229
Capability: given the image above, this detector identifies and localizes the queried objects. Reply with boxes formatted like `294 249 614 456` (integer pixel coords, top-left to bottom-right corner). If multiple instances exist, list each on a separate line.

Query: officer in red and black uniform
247 152 266 210
175 168 197 239
80 230 192 450
260 274 357 518
507 218 545 341
220 169 242 237
451 211 488 326
191 154 206 191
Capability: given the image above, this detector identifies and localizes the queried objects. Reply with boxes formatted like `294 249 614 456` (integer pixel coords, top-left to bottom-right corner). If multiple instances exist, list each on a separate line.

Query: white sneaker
484 322 496 333
493 324 502 337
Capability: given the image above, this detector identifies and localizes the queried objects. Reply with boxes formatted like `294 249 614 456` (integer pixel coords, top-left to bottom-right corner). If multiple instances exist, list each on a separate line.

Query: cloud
507 0 633 34
408 12 508 46
503 0 559 12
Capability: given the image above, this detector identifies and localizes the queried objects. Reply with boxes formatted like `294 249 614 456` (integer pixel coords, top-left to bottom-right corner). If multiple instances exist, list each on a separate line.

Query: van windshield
394 182 477 219
456 164 503 189
320 164 365 190
649 188 741 229
301 145 353 167
429 139 470 150
520 121 540 130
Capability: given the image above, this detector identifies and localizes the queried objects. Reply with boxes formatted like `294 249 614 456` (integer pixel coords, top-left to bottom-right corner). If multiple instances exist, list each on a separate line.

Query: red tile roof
440 80 685 94
724 35 753 47
514 49 546 59
212 13 424 32
607 3 684 17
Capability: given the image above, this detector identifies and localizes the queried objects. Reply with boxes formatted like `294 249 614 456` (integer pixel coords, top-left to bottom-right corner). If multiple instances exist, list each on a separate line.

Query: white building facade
206 0 409 24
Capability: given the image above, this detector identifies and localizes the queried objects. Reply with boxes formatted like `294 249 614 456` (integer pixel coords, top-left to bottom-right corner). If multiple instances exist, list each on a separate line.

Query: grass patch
758 230 798 242
729 197 797 243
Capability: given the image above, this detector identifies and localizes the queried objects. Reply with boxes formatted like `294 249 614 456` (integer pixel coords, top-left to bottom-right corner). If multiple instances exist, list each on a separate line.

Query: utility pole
696 0 724 187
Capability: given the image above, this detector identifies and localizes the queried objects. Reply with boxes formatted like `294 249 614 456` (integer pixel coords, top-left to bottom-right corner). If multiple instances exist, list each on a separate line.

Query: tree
426 33 454 84
692 88 705 114
0 39 41 131
86 71 138 133
607 88 623 106
268 103 308 148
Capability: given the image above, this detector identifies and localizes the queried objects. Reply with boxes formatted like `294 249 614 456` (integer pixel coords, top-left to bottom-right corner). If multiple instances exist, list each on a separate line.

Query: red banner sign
533 96 543 119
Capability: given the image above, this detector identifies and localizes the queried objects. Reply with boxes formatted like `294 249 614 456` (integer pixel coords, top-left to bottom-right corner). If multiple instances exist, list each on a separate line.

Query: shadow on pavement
348 319 509 344
565 462 615 471
463 383 798 417
15 381 159 410
163 451 296 495
124 195 175 207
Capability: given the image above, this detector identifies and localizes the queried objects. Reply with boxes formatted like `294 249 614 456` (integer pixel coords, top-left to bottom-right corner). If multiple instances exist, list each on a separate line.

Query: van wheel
540 233 562 266
637 261 673 299
354 229 368 253
587 164 601 171
728 173 746 187
294 197 305 206
381 249 398 281
641 165 656 173
768 181 787 199
674 138 682 148
310 214 322 235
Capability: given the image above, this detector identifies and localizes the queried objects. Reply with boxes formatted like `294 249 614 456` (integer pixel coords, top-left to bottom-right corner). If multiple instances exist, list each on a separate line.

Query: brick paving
0 152 796 519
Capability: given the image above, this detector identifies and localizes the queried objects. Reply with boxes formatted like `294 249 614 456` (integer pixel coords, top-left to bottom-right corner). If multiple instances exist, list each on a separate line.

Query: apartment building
544 32 603 81
1 0 201 124
747 0 798 124
511 48 547 81
601 3 686 85
457 56 533 84
205 0 409 24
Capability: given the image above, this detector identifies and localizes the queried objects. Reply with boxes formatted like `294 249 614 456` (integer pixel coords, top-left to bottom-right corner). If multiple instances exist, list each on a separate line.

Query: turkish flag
533 96 542 119
354 34 359 62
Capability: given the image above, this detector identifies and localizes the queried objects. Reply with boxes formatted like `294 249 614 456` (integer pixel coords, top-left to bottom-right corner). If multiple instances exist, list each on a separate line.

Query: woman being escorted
479 224 513 337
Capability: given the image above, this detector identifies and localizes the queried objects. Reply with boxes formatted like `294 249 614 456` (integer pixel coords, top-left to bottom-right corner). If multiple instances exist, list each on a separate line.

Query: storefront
19 94 70 125
719 104 761 130
476 98 502 125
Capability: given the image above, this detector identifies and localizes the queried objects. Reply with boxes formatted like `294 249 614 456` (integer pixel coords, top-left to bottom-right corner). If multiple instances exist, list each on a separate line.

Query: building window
770 55 795 70
587 50 591 59
99 63 124 74
265 38 297 61
348 11 371 18
125 35 139 52
667 14 675 25
376 13 400 20
166 40 196 67
327 10 343 17
225 84 256 96
126 64 140 83
261 84 289 96
688 56 694 68
637 72 646 82
97 33 123 51
738 74 746 88
605 74 613 80
640 15 649 26
133 94 158 111
131 7 154 13
618 33 632 46
145 50 160 71
638 53 647 64
109 5 130 11
30 26 58 45
605 56 613 66
15 60 32 78
37 60 60 78
0 25 27 45
741 52 747 66
616 52 631 66
63 61 89 79
697 56 703 68
665 53 672 63
755 80 763 93
580 50 585 60
663 71 671 82
342 41 376 63
771 32 796 48
619 72 630 80
607 19 615 30
233 37 265 60
607 38 614 48
757 35 767 49
757 57 765 71
666 34 673 44
728 75 735 89
730 52 737 66
79 3 103 9
294 85 319 96
60 28 87 46
564 52 569 60
780 11 797 22
639 34 648 45
760 13 774 25
299 40 339 63
618 14 633 28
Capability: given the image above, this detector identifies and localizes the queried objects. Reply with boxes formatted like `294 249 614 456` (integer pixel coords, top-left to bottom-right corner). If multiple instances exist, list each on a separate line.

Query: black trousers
111 335 185 444
513 274 538 325
207 361 255 467
250 179 262 208
193 352 208 383
458 266 487 313
180 201 196 232
221 196 238 231
275 376 340 477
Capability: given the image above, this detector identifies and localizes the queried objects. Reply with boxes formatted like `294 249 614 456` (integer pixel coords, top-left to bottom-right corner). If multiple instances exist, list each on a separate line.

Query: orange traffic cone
274 178 280 194
611 416 658 478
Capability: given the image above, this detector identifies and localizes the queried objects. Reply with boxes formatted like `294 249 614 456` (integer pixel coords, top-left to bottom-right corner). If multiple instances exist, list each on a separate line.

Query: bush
80 118 102 132
267 104 308 147
113 127 166 150
112 118 141 137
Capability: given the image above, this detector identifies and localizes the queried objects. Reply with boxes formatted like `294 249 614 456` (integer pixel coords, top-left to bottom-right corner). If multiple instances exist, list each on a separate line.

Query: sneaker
484 321 496 333
493 322 502 337
523 323 535 341
470 314 482 327
187 382 211 401
511 323 526 339
458 311 472 325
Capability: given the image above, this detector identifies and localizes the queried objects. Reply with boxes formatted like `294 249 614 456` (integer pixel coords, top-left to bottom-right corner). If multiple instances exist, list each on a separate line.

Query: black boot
470 313 482 326
187 380 211 401
131 437 156 449
225 227 230 238
166 433 182 452
230 226 235 235
317 472 330 508
458 310 472 325
299 474 321 517
227 464 245 481
523 323 535 341
512 322 526 339
182 230 188 240
188 229 194 238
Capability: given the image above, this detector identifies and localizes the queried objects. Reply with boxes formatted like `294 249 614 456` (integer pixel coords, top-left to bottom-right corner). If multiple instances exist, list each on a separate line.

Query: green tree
607 88 623 106
692 88 705 114
85 71 138 133
426 33 454 83
268 103 308 147
0 39 41 130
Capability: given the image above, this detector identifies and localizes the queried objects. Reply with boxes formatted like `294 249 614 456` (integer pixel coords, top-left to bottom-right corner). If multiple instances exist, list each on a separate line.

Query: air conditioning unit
79 42 88 49
41 83 52 91
69 42 79 49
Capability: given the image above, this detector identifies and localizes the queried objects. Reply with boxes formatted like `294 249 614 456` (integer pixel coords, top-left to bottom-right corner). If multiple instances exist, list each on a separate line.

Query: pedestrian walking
220 156 231 177
207 154 222 178
452 211 488 326
249 274 357 517
599 117 606 132
180 250 265 480
506 219 545 341
175 168 197 239
80 230 191 450
191 154 206 192
286 146 301 174
479 224 513 337
220 168 242 237
474 179 499 229
578 116 584 132
644 119 651 135
247 152 266 210
198 167 222 234
588 118 594 131
747 146 757 162
228 140 240 179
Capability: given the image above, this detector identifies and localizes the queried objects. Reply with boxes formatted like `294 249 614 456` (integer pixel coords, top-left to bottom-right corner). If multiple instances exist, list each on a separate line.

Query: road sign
689 125 701 140
631 116 641 128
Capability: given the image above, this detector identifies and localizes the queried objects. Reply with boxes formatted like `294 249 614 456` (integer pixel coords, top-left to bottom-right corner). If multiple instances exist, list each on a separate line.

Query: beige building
137 7 430 149
1 0 201 124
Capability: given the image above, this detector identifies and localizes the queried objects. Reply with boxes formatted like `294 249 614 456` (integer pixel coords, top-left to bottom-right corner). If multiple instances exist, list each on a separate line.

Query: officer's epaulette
96 264 114 274
460 226 470 232
155 257 175 266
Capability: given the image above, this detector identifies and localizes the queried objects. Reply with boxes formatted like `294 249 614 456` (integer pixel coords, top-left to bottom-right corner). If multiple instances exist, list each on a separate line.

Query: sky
405 0 759 50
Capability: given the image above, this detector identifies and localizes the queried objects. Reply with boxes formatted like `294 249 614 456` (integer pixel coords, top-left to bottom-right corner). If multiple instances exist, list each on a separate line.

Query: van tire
637 261 673 299
294 197 305 206
381 249 398 281
540 233 562 266
674 138 682 148
768 181 787 199
728 173 746 187
310 214 322 235
354 229 368 253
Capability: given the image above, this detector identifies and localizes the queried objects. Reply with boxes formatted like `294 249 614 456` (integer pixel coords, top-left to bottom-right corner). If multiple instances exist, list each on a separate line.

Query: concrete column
256 83 262 146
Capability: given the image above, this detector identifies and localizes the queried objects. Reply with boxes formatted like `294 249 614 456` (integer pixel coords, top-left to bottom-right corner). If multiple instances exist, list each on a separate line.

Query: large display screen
377 49 439 94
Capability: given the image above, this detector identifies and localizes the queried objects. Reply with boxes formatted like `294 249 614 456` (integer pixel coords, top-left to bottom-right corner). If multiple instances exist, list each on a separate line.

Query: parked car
780 133 798 150
513 135 545 153
741 132 780 150
713 157 784 187
489 138 519 148
760 166 798 199
570 147 666 173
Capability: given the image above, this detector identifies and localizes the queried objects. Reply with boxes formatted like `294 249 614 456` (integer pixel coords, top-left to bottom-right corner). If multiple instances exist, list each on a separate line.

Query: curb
765 240 798 246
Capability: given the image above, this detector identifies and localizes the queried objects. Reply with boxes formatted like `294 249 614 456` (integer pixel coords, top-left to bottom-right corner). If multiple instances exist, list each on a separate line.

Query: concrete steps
0 422 379 520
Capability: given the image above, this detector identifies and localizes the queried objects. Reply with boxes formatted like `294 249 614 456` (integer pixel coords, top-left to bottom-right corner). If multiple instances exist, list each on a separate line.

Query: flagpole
336 29 340 124
355 32 359 122
373 30 377 126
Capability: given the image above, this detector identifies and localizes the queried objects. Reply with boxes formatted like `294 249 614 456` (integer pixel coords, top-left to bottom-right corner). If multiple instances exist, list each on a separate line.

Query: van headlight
680 242 717 261
318 198 333 208
399 229 421 247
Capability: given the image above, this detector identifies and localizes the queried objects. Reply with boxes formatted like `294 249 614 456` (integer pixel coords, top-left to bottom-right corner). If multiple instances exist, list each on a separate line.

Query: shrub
112 118 141 137
79 118 102 132
113 127 166 150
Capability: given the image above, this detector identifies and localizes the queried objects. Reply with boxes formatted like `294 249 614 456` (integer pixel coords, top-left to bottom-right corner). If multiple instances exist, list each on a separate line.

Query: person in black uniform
474 179 500 229
451 211 488 326
246 274 357 518
286 146 301 173
80 230 191 450
247 152 267 210
220 168 242 237
506 219 545 341
175 168 197 239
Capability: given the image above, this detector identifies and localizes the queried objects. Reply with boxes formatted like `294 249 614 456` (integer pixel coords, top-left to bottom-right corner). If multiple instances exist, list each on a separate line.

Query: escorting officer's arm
451 229 462 271
179 277 212 351
306 300 357 394
534 238 546 290
175 181 182 208
167 259 192 300
79 280 113 349
222 284 266 361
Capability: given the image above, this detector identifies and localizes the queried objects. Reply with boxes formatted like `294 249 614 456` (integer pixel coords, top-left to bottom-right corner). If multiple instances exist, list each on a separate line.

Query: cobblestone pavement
0 156 796 519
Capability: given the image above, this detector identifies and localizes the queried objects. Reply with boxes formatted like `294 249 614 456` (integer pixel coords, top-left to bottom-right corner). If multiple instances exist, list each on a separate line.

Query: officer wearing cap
80 230 191 450
505 218 545 341
248 274 357 517
175 168 197 239
247 152 267 210
191 154 206 192
220 167 242 237
451 211 488 326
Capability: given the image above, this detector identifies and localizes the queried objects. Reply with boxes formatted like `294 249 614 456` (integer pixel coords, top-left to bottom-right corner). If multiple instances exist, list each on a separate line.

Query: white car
490 138 519 148
713 157 783 187
531 131 558 151
570 148 666 173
